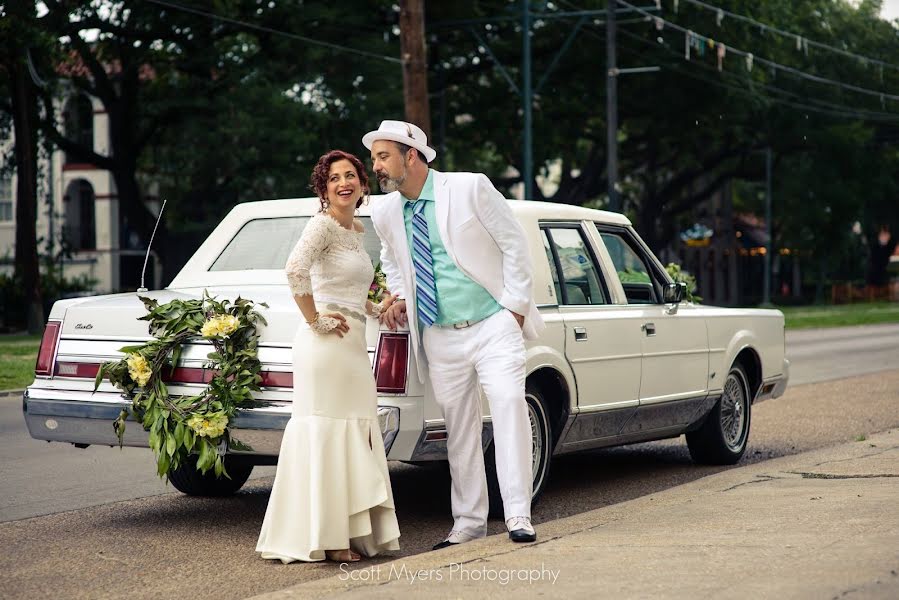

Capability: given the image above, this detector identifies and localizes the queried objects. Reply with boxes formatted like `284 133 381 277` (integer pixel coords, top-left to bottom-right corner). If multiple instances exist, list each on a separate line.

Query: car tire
167 455 254 496
687 363 752 465
485 383 553 518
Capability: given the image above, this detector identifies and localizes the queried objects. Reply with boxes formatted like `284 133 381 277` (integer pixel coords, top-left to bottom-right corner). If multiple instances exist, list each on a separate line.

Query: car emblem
74 323 93 330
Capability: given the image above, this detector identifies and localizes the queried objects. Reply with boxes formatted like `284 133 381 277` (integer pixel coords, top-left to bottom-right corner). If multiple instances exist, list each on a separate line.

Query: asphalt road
785 323 899 385
1 323 898 599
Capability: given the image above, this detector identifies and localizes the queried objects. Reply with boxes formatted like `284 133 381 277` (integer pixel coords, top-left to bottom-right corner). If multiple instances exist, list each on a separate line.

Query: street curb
247 428 899 599
0 389 24 399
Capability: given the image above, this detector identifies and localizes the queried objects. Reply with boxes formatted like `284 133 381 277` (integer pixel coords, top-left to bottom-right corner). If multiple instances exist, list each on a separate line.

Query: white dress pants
422 308 532 538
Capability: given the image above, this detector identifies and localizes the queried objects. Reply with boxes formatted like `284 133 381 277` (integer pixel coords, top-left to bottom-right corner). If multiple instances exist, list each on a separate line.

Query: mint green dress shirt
402 170 502 326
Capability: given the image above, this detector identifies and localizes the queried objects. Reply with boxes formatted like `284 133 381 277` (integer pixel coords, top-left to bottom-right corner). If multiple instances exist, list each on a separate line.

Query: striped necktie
409 200 438 327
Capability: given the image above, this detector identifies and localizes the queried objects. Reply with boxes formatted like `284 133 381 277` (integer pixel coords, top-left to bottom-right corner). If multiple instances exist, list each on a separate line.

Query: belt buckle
452 320 474 329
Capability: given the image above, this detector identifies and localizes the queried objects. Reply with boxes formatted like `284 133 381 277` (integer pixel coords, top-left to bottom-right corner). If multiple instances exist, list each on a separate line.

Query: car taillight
161 367 292 388
55 362 100 378
34 321 62 376
260 371 292 388
374 332 408 394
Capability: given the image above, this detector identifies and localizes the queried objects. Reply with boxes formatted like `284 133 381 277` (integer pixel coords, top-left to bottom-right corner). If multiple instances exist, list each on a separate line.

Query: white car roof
168 195 631 289
225 196 632 226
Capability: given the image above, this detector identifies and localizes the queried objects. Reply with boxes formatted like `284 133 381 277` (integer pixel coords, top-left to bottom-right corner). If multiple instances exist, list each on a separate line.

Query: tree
0 2 48 332
35 0 405 279
424 0 899 258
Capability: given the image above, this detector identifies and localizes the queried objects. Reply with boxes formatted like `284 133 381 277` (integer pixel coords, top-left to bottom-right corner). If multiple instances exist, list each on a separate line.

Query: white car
24 198 789 511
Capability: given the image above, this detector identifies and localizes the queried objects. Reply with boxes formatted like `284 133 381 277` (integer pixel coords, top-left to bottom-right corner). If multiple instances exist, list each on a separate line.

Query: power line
676 0 899 74
609 24 899 122
613 24 899 121
553 0 899 120
615 0 899 103
142 0 402 64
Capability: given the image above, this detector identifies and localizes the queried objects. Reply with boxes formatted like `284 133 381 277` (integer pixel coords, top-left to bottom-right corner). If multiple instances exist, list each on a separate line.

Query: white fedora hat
362 120 437 163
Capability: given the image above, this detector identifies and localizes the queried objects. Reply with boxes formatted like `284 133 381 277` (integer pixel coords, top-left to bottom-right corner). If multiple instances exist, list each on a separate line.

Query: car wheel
687 363 752 465
485 384 553 518
167 455 254 496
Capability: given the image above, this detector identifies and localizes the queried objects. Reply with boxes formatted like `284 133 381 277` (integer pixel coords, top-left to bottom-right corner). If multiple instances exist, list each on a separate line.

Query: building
0 91 162 294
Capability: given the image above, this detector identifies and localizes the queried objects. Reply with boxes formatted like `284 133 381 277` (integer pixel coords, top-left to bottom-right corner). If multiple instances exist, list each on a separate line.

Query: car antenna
137 199 167 293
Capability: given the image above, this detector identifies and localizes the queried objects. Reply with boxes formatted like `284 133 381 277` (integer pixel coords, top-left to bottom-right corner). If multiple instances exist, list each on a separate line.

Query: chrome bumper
22 387 401 458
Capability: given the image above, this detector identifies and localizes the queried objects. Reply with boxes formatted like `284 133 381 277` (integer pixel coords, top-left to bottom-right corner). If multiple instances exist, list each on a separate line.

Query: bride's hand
379 293 400 312
368 293 399 318
310 312 349 337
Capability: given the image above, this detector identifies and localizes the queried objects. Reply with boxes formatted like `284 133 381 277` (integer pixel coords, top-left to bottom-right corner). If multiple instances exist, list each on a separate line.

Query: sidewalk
251 428 899 600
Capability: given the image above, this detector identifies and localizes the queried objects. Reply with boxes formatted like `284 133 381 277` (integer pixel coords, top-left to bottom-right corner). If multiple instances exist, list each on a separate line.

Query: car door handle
573 327 588 341
642 322 656 336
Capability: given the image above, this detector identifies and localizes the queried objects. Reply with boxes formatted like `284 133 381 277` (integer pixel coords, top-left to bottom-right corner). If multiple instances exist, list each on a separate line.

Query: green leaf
93 363 106 391
157 452 170 478
117 345 144 354
113 409 128 448
165 431 176 456
228 436 253 452
197 439 213 472
184 428 196 452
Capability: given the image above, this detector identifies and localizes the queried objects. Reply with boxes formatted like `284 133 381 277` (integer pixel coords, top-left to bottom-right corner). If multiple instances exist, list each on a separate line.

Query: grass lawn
779 302 899 329
0 335 40 391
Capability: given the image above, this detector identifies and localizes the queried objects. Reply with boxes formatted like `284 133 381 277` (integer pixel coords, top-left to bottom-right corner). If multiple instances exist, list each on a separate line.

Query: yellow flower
187 412 228 439
200 314 240 338
218 315 239 336
200 317 221 338
126 353 152 387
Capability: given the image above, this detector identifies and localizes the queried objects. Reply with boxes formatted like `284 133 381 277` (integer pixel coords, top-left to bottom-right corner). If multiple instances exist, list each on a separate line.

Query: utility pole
399 0 431 137
522 0 534 200
606 0 620 212
431 2 658 202
762 146 773 306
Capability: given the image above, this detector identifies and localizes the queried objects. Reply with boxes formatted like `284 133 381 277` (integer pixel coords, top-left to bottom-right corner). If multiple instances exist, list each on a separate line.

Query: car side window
541 231 564 303
542 226 608 305
598 230 659 304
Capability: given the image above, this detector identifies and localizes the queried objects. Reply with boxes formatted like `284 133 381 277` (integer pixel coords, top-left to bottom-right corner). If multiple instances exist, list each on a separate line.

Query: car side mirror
663 282 687 304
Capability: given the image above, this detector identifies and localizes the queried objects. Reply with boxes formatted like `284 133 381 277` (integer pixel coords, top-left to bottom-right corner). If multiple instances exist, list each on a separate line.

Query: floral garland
94 292 268 479
368 262 388 303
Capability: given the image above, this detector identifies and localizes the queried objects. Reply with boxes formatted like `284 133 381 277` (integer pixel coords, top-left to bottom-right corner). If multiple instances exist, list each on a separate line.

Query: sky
881 0 899 21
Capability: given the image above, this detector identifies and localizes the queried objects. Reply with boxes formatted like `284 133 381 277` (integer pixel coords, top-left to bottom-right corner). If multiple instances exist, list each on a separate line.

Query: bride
256 150 400 563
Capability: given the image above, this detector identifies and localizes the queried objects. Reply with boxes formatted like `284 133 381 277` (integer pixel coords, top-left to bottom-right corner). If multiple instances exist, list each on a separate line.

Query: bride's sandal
325 549 362 563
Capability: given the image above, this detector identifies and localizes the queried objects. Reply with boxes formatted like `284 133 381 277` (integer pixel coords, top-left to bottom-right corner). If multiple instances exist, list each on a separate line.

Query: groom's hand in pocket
380 299 407 330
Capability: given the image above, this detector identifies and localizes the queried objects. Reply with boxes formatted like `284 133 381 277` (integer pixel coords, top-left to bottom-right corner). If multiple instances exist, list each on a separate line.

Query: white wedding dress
256 214 400 563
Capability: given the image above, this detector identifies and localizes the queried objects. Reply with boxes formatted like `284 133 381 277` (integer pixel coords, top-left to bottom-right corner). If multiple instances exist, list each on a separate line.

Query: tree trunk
9 45 44 333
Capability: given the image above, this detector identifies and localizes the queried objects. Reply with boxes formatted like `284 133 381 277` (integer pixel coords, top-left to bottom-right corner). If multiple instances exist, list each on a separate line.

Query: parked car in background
24 197 789 512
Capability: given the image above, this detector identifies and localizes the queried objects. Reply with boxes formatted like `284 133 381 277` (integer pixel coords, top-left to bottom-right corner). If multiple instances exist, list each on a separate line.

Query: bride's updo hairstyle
310 150 371 212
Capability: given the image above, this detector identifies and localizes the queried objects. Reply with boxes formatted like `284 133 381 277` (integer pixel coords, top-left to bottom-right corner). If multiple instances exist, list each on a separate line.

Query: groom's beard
377 165 406 193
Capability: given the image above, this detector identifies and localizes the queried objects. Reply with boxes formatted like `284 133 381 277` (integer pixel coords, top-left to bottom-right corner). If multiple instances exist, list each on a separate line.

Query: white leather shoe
506 516 536 542
433 529 478 550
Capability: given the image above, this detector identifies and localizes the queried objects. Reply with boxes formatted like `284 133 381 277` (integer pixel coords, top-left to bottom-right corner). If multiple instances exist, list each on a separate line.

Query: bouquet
369 262 389 303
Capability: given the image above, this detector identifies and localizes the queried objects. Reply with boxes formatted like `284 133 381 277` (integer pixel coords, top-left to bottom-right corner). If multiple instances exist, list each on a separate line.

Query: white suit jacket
370 170 546 382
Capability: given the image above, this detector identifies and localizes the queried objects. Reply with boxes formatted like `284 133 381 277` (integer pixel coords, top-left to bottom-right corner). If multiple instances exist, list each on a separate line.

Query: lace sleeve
285 216 333 296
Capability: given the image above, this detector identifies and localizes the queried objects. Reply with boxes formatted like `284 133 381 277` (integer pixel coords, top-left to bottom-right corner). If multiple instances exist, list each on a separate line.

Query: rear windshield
209 216 383 271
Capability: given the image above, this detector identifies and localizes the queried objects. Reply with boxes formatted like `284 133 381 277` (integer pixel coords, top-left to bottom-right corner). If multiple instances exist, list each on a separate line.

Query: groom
364 120 546 549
